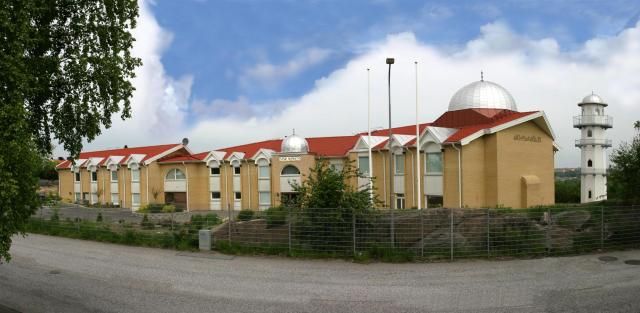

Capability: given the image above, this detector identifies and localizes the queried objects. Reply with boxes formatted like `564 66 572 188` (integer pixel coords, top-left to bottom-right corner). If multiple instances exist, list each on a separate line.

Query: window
211 192 221 200
395 193 405 209
587 159 593 167
394 154 405 175
131 169 140 182
426 153 443 174
132 193 140 205
588 190 592 199
111 170 118 182
258 165 270 178
330 159 344 172
358 156 369 176
210 167 220 175
587 129 592 137
91 171 98 182
281 165 300 176
74 172 80 182
259 192 270 205
233 166 241 175
165 168 186 180
111 193 119 205
234 192 242 200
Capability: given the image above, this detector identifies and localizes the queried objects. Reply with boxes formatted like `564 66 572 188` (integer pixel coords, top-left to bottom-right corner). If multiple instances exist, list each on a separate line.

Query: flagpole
415 61 422 211
367 68 374 203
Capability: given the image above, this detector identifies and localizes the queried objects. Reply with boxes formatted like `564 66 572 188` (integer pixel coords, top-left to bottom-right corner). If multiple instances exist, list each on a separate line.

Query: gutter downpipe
183 161 189 212
450 143 462 208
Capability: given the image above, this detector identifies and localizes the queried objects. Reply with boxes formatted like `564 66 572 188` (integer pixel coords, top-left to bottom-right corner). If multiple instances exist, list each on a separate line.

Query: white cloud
73 3 640 169
240 48 332 89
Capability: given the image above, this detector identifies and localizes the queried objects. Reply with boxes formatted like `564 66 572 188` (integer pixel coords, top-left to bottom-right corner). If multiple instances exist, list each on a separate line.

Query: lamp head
386 58 395 65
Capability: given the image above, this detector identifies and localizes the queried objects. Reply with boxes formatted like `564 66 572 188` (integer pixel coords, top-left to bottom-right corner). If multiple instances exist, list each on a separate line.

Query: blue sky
152 0 639 114
78 0 640 167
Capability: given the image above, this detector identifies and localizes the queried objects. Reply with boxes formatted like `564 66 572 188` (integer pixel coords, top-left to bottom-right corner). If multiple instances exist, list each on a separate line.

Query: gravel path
1 235 640 313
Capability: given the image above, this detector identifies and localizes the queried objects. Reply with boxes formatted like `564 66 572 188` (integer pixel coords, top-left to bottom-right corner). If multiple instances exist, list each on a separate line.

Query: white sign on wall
279 156 301 162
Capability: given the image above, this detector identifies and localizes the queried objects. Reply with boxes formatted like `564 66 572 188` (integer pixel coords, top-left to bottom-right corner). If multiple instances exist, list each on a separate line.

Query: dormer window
91 171 98 182
234 166 241 175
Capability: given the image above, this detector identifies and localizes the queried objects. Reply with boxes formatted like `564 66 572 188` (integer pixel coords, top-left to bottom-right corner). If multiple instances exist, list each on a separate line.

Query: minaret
574 93 613 203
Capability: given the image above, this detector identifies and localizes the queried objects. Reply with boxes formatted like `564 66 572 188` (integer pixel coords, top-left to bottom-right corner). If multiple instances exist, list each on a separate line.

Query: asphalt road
1 235 640 313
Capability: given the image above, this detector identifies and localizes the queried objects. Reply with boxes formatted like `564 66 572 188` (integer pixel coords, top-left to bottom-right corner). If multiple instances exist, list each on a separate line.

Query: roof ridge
79 143 180 155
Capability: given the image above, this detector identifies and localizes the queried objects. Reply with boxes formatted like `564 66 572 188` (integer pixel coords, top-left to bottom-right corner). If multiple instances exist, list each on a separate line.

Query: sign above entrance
513 134 541 143
279 156 301 162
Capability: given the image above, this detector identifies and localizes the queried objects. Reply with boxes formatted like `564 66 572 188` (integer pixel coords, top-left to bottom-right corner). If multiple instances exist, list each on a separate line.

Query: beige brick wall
58 170 74 202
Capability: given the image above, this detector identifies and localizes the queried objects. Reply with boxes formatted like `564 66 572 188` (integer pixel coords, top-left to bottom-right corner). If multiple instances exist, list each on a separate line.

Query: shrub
138 203 165 213
237 209 254 221
190 213 221 230
264 206 287 227
141 214 154 230
162 204 176 214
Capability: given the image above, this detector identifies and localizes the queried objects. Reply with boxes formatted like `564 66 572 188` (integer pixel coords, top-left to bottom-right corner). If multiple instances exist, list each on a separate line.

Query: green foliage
189 214 221 230
162 204 177 214
608 122 640 203
138 204 165 213
264 206 287 227
291 159 376 251
555 179 581 203
39 158 59 180
0 0 141 262
50 208 60 222
237 210 255 221
96 213 103 223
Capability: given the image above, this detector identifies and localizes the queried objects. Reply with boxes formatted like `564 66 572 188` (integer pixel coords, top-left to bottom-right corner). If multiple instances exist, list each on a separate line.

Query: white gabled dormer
203 150 226 210
226 152 245 210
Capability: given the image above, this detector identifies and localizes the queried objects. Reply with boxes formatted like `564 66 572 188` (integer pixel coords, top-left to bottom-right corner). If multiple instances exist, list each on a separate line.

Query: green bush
237 209 254 221
141 214 154 230
190 213 221 230
264 206 287 227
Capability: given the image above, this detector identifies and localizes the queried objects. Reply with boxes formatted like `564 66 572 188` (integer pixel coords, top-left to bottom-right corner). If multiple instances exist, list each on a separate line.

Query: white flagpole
415 61 422 211
367 68 374 202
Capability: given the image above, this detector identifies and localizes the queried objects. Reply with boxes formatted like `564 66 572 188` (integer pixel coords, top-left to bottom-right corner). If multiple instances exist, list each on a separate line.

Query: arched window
281 165 300 176
587 159 593 167
165 168 186 180
587 129 592 137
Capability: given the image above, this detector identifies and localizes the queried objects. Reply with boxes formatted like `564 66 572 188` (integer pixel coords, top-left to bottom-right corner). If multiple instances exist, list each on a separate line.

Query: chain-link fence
216 205 640 261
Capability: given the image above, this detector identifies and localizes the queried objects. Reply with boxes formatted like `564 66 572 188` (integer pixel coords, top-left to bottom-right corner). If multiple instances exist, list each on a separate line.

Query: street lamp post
386 57 395 247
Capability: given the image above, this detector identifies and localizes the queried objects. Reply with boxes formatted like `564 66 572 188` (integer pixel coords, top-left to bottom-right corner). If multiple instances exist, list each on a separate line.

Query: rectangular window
210 167 220 175
358 156 370 176
111 193 119 205
258 166 270 178
74 172 80 182
329 159 344 172
233 166 241 175
211 192 221 200
396 193 405 209
259 191 270 205
394 154 405 175
111 170 118 182
426 153 443 174
234 192 242 200
132 193 140 205
131 169 140 182
91 171 98 182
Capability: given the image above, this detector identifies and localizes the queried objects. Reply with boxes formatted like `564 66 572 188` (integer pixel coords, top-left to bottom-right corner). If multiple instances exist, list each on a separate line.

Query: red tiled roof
215 136 360 159
56 143 181 169
432 108 514 128
219 139 283 159
443 110 538 143
369 123 430 136
158 151 208 163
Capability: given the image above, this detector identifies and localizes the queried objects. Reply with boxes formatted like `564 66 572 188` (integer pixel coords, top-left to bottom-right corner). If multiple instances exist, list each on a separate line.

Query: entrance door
165 192 187 210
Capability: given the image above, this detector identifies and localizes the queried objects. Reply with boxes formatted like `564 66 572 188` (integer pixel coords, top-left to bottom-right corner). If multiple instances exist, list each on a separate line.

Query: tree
291 160 376 251
608 122 640 203
0 0 141 262
555 179 580 203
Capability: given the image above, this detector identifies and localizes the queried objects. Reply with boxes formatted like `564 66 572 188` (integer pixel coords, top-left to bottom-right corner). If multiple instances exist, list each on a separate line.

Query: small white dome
281 132 309 153
579 93 607 106
448 80 517 111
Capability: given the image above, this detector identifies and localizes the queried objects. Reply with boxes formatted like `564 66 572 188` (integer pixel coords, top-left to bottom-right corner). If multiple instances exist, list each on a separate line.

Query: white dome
579 93 607 107
448 80 517 111
281 132 309 153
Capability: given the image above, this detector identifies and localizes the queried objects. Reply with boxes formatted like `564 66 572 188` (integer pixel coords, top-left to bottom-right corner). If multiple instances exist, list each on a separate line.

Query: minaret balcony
575 139 612 147
580 168 608 175
573 115 613 128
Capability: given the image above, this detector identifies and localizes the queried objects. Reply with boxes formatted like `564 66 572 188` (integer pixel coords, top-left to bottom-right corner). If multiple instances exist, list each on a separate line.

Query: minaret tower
574 93 613 203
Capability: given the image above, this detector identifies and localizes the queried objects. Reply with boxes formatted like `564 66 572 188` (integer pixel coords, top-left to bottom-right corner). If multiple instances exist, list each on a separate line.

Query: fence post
600 206 604 250
420 208 424 258
546 207 551 255
288 206 292 255
450 207 454 261
352 208 356 256
487 208 490 258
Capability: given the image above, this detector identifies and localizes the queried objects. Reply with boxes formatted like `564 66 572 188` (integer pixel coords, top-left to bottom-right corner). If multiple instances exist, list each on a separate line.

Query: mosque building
56 79 557 211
